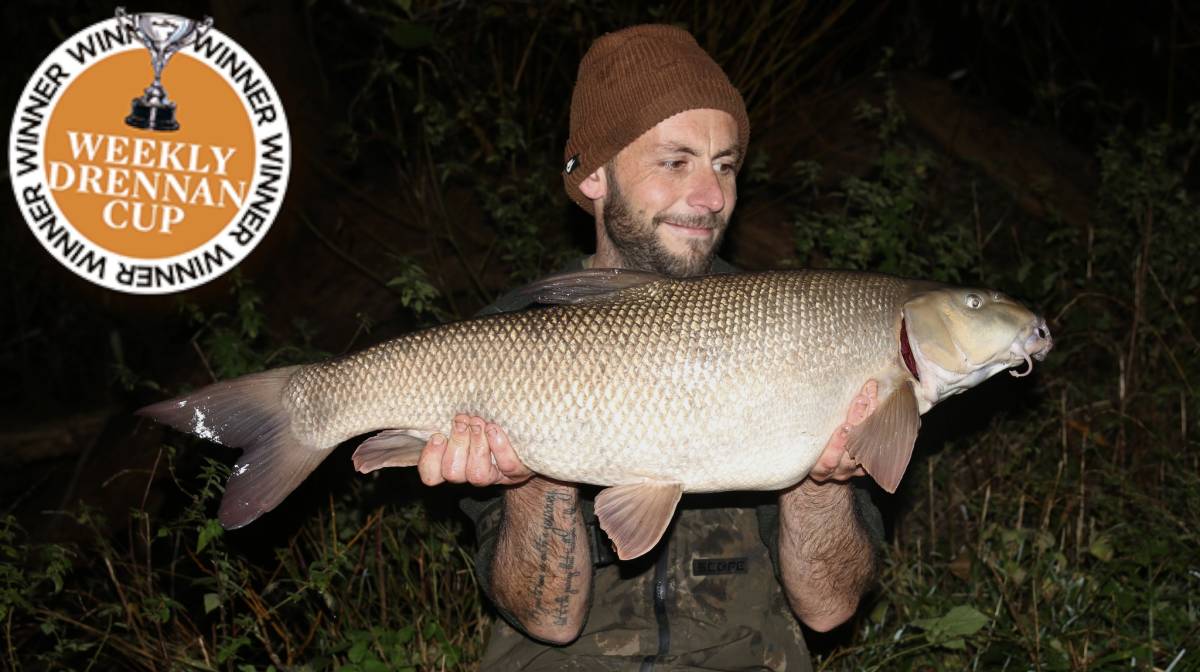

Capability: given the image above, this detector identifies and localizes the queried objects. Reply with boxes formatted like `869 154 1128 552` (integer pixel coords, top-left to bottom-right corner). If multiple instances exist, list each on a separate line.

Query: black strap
587 518 618 567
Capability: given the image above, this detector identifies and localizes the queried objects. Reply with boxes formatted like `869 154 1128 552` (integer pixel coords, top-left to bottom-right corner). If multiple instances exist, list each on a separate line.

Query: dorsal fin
491 268 666 312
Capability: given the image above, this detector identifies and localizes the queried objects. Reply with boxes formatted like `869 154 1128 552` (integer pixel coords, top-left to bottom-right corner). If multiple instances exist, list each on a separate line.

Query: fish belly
286 271 908 492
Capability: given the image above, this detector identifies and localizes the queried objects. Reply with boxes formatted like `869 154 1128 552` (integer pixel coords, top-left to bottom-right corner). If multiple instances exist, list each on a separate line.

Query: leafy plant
7 3 1200 671
181 273 327 380
802 58 1200 672
791 63 975 283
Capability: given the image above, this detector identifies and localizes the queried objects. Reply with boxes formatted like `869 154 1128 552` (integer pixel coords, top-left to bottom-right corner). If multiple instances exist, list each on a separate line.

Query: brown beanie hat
563 24 751 214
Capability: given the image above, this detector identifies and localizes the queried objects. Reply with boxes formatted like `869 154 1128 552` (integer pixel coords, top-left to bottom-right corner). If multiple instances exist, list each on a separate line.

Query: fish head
902 286 1053 408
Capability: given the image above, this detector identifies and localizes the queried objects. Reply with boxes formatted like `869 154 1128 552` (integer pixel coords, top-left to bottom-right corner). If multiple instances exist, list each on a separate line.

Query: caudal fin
136 365 332 529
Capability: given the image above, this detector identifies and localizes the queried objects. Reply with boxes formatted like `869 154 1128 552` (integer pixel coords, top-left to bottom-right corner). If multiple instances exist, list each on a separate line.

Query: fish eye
965 293 983 309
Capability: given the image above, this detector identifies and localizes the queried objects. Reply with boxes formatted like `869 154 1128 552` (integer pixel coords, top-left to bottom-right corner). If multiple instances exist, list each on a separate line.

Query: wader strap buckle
588 518 617 567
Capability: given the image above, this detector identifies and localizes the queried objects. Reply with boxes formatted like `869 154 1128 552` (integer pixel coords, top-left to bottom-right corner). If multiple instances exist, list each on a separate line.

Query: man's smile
659 217 720 238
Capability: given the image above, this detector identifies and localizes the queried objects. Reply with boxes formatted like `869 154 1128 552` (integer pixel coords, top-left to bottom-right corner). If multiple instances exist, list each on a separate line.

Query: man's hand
807 439 866 482
779 381 883 630
419 414 586 641
417 414 532 486
807 380 876 483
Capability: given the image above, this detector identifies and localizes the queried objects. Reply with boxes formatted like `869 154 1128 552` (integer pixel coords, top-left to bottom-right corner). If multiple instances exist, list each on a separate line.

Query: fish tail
137 365 331 530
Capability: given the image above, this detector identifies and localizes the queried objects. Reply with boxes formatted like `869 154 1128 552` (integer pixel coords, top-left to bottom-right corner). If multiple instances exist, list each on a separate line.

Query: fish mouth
1009 317 1054 377
900 306 1052 409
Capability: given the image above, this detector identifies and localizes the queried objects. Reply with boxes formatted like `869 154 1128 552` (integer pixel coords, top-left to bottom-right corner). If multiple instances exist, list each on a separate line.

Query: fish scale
139 267 1051 547
283 270 910 492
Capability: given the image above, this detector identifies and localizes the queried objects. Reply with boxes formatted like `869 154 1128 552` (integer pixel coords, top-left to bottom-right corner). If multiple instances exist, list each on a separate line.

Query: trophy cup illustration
117 7 213 131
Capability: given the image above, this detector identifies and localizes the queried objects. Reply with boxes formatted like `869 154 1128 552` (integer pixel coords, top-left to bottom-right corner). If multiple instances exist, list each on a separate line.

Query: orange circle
43 50 256 259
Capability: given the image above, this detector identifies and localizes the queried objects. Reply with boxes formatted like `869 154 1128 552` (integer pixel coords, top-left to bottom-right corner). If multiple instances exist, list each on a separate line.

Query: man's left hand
807 441 866 482
807 379 876 483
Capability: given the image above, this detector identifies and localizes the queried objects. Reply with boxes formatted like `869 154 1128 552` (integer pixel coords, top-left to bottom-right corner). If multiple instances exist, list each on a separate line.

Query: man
417 24 883 670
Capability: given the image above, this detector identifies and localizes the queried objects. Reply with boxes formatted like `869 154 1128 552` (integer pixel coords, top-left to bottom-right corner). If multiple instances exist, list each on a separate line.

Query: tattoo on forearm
528 489 582 626
551 516 581 626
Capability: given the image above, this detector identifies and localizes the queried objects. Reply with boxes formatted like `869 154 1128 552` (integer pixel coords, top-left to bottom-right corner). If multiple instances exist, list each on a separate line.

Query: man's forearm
778 479 877 632
491 476 592 644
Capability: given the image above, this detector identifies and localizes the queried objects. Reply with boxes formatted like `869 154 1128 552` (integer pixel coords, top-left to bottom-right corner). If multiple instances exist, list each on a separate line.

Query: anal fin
594 481 683 561
846 381 921 494
352 429 434 474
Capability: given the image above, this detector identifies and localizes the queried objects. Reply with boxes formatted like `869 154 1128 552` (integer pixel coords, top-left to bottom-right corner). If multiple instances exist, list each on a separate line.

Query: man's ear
579 165 608 202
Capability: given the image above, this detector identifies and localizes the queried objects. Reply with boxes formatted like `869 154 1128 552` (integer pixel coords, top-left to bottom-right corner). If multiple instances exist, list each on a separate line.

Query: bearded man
417 24 883 671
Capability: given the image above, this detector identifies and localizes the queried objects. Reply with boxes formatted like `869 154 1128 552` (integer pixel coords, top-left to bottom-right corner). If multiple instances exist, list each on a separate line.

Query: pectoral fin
594 481 683 561
352 429 435 473
846 381 921 493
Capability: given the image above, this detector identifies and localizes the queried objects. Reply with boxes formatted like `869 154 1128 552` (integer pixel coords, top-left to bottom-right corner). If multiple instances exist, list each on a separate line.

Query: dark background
4 0 1196 411
3 1 1194 417
2 1 1198 669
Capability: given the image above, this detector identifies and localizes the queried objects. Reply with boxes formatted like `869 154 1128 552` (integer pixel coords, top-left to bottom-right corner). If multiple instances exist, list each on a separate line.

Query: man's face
600 109 740 278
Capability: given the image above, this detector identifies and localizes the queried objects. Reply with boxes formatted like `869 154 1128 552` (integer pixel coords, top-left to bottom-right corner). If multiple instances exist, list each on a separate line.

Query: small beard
602 184 726 278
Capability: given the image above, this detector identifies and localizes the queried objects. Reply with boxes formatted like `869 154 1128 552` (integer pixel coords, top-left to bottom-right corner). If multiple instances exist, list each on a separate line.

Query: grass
4 2 1199 670
3 458 488 671
7 102 1197 667
795 72 1200 671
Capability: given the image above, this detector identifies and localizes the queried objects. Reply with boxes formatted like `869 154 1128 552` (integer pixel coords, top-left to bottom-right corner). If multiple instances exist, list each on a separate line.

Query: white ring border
8 18 292 295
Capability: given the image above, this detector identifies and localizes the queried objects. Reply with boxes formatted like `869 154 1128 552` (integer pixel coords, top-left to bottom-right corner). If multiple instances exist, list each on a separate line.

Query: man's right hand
418 414 533 486
425 416 588 641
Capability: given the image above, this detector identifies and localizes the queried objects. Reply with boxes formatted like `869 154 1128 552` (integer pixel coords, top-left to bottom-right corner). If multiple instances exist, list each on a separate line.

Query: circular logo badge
9 12 290 295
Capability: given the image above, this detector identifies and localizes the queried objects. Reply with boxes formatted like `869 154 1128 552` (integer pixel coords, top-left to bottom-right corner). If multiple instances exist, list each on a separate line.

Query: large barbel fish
139 269 1052 559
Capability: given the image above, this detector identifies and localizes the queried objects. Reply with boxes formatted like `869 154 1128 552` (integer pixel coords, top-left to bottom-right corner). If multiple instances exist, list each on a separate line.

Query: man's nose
686 166 726 213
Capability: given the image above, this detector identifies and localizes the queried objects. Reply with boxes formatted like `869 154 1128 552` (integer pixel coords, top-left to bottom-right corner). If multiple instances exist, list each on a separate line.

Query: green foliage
9 3 1199 671
801 61 1200 672
386 255 446 321
1 464 485 670
327 0 588 303
791 67 975 283
337 621 465 672
826 443 1200 671
0 515 73 623
911 605 989 651
182 273 328 380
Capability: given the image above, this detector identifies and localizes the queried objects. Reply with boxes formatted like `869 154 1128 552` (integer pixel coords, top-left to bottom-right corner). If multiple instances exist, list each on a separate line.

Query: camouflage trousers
477 500 813 671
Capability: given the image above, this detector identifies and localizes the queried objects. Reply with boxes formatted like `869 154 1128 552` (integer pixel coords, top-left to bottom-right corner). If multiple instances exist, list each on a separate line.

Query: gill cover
903 287 1043 402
